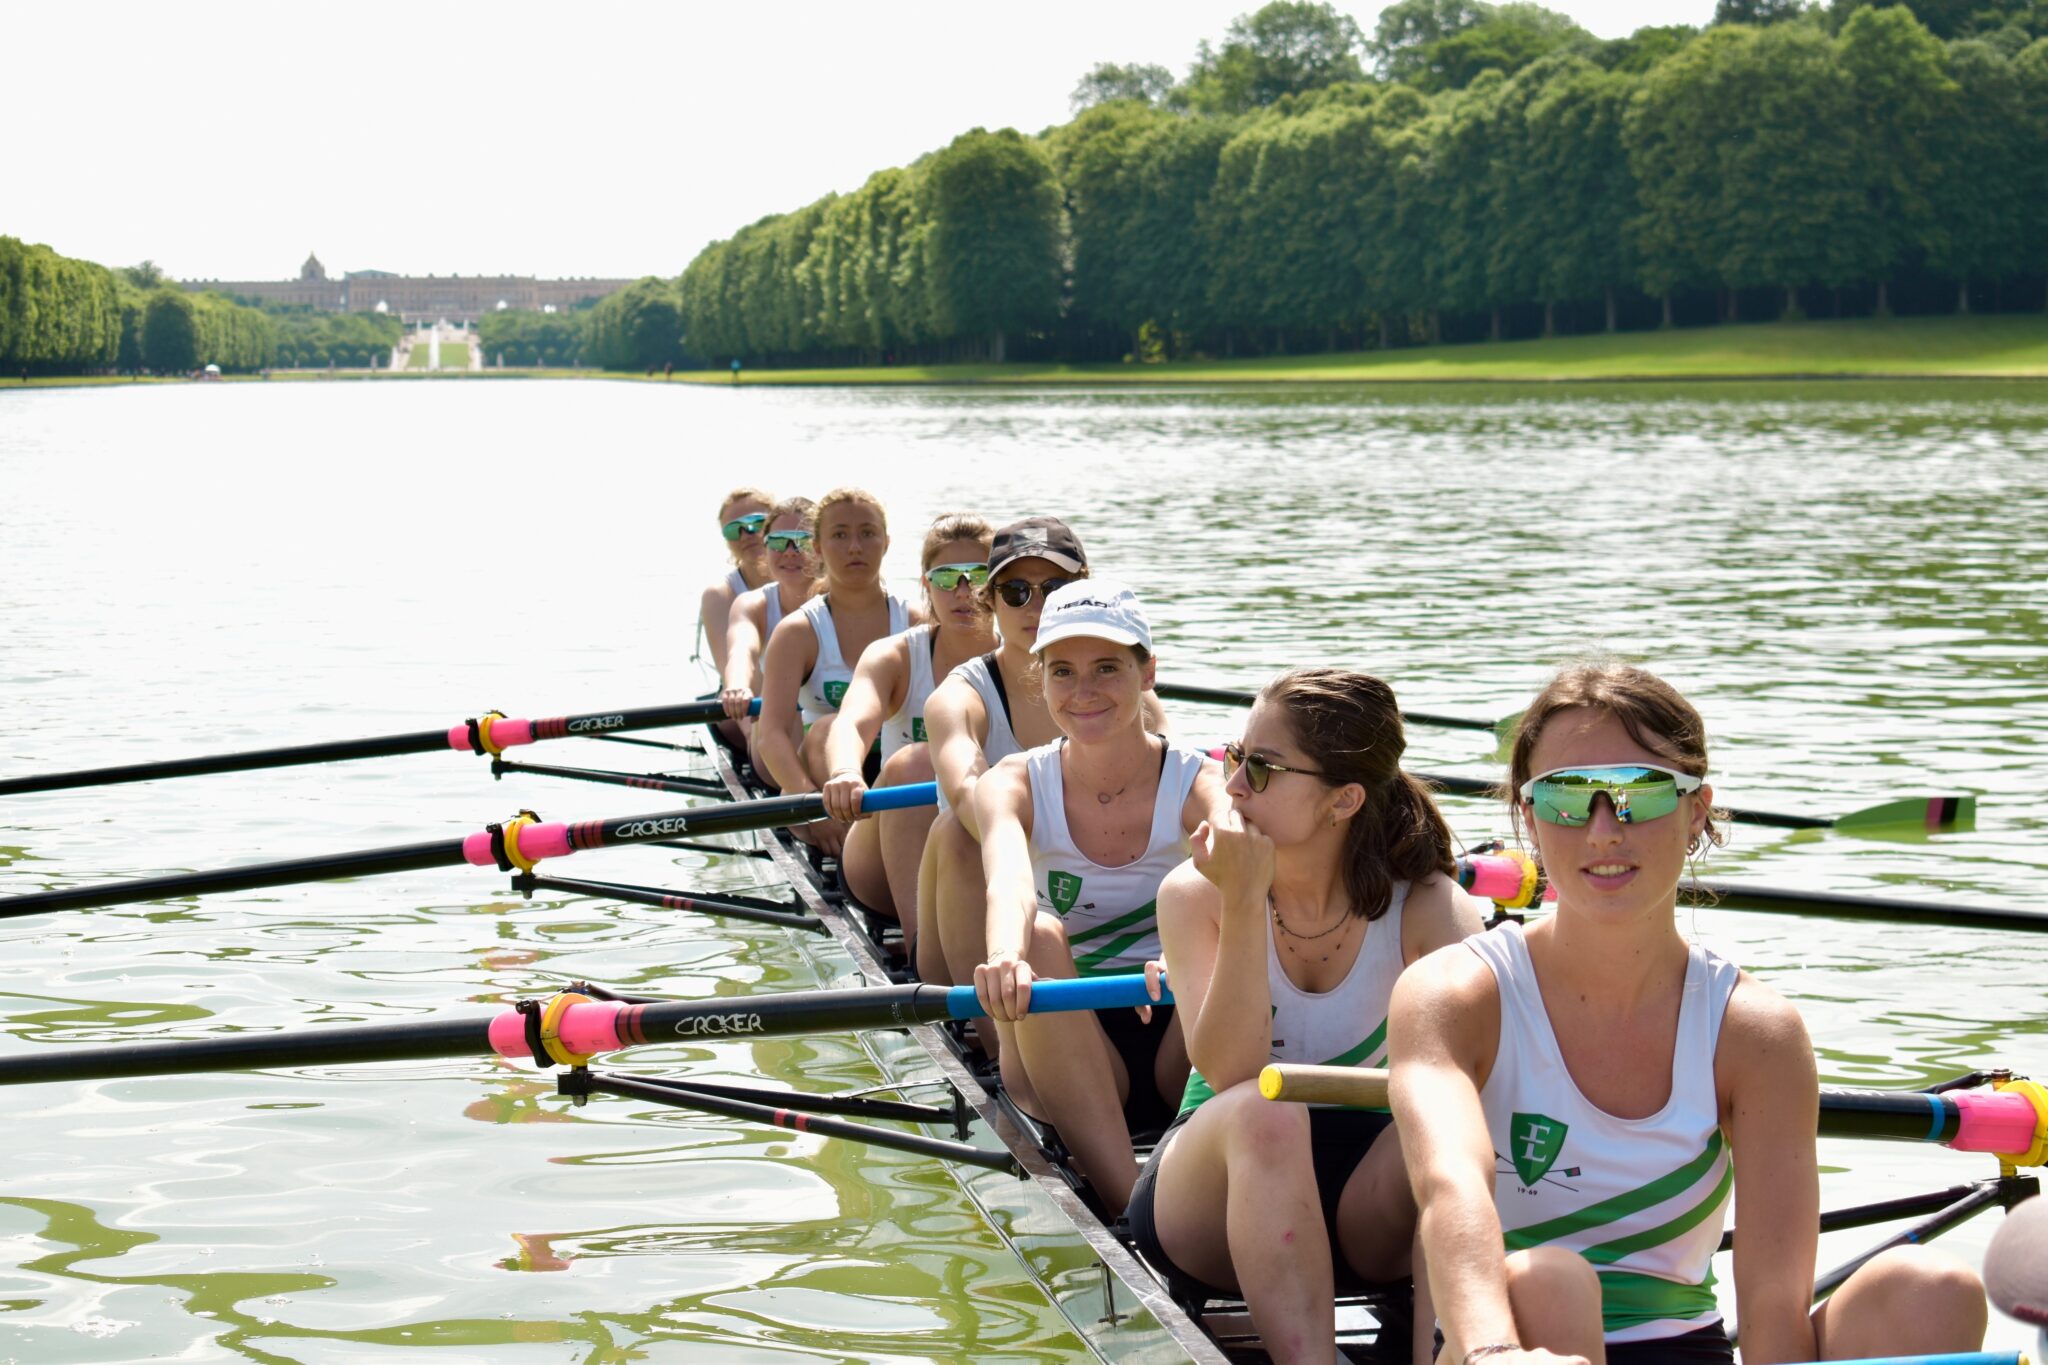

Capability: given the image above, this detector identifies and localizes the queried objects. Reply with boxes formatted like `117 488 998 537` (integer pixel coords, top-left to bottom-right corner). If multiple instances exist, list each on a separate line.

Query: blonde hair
810 486 887 539
719 486 773 520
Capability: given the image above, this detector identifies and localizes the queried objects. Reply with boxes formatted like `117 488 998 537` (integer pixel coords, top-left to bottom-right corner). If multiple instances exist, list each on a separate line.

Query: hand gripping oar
1156 681 1511 741
1414 772 1975 835
1453 849 2048 932
0 974 1168 1087
0 698 761 797
0 782 937 917
1257 1065 2048 1166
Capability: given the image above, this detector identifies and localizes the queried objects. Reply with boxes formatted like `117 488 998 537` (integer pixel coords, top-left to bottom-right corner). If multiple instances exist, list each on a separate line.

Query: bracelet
1462 1345 1520 1365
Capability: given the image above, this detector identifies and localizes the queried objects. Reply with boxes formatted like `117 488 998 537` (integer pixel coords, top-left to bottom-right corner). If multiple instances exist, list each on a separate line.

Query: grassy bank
674 315 2048 385
11 315 2048 392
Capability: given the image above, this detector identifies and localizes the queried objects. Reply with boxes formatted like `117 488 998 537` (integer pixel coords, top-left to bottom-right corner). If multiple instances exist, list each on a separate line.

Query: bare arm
756 616 817 796
1721 975 1821 1365
1164 813 1275 1095
1389 947 1525 1358
701 580 736 674
924 678 991 837
1178 754 1230 836
720 592 767 719
972 757 1040 1021
821 636 908 822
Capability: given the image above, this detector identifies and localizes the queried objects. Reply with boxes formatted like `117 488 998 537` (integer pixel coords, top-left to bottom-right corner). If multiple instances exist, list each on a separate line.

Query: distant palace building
183 253 636 323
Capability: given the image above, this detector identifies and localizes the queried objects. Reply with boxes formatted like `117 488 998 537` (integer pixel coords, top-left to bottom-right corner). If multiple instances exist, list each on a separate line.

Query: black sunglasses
1222 741 1328 794
994 577 1074 608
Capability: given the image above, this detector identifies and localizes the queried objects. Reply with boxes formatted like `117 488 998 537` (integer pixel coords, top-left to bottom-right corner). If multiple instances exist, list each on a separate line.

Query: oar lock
515 991 599 1072
484 811 544 874
464 710 511 756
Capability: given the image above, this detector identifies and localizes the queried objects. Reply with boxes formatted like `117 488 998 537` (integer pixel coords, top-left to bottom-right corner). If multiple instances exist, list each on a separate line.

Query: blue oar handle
857 781 938 815
943 973 1173 1020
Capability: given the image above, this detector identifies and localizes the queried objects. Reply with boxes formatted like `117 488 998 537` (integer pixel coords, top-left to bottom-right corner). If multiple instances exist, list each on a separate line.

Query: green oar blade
1831 795 1976 833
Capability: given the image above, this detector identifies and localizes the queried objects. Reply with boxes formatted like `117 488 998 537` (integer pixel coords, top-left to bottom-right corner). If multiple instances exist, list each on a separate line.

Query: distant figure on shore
731 359 741 384
664 360 673 380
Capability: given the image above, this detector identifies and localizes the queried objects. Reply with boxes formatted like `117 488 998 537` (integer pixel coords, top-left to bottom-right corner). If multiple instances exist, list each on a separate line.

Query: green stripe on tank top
1579 1160 1732 1265
1503 1130 1725 1251
1070 901 1158 975
1593 1269 1721 1336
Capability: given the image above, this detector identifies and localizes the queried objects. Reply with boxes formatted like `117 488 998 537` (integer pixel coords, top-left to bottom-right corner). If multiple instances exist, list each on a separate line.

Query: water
1 378 2044 1362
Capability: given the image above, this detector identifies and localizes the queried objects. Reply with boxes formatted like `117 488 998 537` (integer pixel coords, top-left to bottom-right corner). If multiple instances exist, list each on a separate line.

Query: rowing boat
689 715 1417 1361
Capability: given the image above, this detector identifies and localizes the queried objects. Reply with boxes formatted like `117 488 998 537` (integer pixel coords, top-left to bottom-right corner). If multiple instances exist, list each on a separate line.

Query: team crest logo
912 717 927 742
1510 1113 1569 1186
824 680 849 707
1047 871 1083 913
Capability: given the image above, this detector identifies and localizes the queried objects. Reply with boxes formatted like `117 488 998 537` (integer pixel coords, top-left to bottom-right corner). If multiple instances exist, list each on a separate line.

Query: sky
5 0 1710 284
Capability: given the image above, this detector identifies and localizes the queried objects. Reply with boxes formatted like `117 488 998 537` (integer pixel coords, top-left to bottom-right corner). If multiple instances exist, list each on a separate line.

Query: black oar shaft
0 981 968 1087
1689 881 2048 931
0 1015 494 1085
0 700 737 796
1820 1088 1966 1144
0 838 468 918
1153 682 1497 733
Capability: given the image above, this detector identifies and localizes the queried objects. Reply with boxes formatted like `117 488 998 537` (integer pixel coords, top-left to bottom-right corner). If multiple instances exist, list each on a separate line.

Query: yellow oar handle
1258 1063 1391 1107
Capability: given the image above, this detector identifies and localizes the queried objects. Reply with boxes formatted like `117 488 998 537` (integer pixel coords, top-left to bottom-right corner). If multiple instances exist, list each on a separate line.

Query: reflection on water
0 379 2045 1358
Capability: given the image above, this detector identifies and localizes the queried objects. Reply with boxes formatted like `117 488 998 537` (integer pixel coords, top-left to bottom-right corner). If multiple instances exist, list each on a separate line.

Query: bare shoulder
1716 969 1814 1082
731 586 767 622
1391 932 1499 1071
1399 933 1495 1010
1158 857 1220 926
927 672 980 724
1401 869 1487 962
855 630 910 675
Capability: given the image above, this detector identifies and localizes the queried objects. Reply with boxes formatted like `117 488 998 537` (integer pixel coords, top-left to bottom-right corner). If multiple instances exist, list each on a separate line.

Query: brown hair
719 486 773 520
1506 660 1726 855
810 486 887 538
1261 668 1456 922
920 513 995 569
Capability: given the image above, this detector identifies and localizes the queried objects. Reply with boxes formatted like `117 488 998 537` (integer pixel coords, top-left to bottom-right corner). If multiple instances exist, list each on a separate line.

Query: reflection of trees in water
0 1180 1081 1362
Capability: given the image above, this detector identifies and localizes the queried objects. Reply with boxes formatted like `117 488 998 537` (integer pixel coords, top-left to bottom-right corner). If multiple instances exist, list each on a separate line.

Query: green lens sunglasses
926 563 991 591
763 529 814 553
1519 765 1703 827
722 513 769 541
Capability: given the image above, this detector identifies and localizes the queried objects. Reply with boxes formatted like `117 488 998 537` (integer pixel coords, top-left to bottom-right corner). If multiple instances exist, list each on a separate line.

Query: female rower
1389 662 1985 1365
717 496 819 761
973 580 1226 1215
698 486 773 678
915 516 1092 988
1129 668 1485 1365
756 487 917 852
819 514 997 937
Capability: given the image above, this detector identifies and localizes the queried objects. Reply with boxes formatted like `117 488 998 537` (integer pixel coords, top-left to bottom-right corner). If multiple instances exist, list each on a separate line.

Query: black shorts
1606 1324 1734 1365
1126 1103 1396 1300
1094 1000 1179 1137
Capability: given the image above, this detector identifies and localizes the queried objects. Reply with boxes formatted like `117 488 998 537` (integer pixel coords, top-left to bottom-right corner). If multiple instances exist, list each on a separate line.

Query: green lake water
0 378 2043 1361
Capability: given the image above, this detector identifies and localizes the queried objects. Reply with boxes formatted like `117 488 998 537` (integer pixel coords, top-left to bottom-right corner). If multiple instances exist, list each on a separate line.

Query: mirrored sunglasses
926 563 991 591
721 513 769 541
763 529 814 553
1518 764 1703 827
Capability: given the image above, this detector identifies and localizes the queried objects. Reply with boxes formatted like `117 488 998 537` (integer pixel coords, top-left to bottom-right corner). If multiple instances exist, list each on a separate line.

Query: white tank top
1024 738 1204 977
936 652 1024 813
760 581 788 643
1466 924 1740 1345
1179 881 1409 1115
796 591 909 726
882 626 938 761
724 567 748 596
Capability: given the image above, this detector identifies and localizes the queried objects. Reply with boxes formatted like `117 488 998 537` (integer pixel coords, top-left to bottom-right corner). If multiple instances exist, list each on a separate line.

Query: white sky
6 0 1708 283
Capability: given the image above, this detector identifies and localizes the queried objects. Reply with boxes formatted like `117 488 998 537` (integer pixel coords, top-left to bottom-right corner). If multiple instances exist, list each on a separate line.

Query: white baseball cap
1031 579 1152 655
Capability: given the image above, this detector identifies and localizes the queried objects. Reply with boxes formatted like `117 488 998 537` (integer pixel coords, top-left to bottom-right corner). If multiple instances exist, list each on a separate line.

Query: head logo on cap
1031 579 1152 655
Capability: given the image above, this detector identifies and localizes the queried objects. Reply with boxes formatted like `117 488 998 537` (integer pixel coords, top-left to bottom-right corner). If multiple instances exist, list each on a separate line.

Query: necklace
1273 903 1350 940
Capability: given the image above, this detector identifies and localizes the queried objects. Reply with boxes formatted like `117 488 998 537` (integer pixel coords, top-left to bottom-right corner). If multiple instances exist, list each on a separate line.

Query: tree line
677 0 2048 367
2 238 281 375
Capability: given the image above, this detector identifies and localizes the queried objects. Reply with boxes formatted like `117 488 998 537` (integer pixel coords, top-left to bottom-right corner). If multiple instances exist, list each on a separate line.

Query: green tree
1071 62 1176 111
142 289 200 372
1836 5 1956 312
1714 0 1810 23
1412 4 1591 90
1370 0 1494 79
1181 1 1367 114
920 129 1062 359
